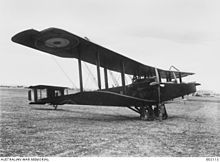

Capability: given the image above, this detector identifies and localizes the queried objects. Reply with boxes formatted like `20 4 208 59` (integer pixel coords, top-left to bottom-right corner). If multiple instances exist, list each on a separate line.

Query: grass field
0 88 219 157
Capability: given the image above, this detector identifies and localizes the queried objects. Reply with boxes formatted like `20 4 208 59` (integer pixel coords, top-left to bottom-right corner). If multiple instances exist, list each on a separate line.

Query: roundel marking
45 38 70 48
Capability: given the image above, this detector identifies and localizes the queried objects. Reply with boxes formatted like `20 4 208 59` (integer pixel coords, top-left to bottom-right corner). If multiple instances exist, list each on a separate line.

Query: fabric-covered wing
12 28 194 78
37 91 156 106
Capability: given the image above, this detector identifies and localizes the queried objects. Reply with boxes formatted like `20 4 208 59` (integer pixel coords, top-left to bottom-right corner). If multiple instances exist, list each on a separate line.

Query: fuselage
107 79 198 103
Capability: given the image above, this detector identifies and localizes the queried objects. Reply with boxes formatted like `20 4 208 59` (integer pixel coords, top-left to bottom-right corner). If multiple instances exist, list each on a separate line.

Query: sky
0 0 220 92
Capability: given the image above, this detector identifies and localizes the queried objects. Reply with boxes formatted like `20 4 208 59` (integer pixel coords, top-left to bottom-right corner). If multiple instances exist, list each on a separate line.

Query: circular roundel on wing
45 38 70 48
35 34 79 50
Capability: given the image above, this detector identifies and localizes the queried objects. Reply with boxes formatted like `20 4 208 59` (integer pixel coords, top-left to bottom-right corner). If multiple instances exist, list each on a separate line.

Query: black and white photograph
0 0 219 160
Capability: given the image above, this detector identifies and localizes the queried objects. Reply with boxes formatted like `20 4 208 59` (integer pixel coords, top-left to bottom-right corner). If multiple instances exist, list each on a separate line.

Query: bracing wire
109 71 119 87
51 56 77 88
83 62 98 87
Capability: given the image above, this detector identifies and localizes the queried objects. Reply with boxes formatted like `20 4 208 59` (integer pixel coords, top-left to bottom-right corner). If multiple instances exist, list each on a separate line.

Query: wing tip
11 29 39 44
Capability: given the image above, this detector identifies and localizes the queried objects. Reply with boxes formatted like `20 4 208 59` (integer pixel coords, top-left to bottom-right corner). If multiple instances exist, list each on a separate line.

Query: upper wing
12 28 194 78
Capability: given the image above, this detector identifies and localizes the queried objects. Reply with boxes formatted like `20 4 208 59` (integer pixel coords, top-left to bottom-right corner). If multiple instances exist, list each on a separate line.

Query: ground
0 88 219 157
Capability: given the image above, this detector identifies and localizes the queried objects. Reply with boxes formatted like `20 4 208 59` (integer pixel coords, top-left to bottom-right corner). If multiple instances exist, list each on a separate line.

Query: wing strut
96 51 101 89
155 68 161 103
179 72 182 83
104 67 109 89
121 61 126 94
78 49 83 92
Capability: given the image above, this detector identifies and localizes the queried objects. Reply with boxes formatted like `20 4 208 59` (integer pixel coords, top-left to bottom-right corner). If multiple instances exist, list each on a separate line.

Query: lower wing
37 91 156 107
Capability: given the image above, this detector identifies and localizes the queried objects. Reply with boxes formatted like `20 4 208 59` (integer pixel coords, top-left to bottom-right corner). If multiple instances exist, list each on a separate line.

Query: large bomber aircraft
12 28 200 121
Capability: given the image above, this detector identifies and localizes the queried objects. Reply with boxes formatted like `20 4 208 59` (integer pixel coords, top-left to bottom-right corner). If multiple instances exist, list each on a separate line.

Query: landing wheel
146 106 154 121
154 104 168 121
159 104 168 120
153 106 159 118
140 106 147 120
53 105 58 110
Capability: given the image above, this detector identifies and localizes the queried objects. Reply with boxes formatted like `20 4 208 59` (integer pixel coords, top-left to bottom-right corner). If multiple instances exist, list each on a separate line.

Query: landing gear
139 104 168 121
146 106 155 121
154 104 168 121
127 104 168 121
139 106 155 121
140 106 147 120
161 104 168 120
53 105 58 110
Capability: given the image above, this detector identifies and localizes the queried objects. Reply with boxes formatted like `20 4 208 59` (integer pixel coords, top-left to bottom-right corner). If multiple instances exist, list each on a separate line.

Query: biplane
12 28 200 121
